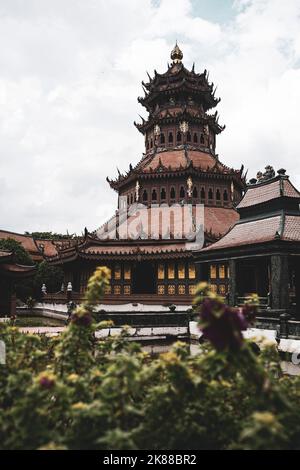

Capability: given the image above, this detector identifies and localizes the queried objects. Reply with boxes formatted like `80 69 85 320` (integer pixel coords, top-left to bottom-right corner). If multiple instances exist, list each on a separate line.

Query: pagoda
46 44 246 305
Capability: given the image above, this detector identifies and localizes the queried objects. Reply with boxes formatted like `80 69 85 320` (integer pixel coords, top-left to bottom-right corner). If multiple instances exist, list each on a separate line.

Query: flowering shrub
193 282 253 351
0 274 300 450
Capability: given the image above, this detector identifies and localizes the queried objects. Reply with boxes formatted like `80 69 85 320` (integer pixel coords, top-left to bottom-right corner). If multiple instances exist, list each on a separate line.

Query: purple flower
71 310 93 327
198 299 253 351
39 374 55 390
194 283 258 351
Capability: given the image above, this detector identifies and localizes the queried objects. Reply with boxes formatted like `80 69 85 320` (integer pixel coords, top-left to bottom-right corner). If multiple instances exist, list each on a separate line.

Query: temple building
0 250 35 316
195 167 300 318
0 230 61 262
45 44 246 305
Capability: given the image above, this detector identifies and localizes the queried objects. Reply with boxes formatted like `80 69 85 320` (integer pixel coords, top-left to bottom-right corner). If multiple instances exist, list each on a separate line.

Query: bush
0 270 300 450
33 261 64 298
0 238 33 266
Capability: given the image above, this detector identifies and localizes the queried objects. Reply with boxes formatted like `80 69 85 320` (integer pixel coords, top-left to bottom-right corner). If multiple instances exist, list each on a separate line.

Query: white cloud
0 0 300 233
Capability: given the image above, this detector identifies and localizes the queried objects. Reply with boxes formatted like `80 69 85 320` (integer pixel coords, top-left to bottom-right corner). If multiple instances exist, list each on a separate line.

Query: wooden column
195 262 208 283
270 255 289 310
195 262 202 283
228 259 236 306
295 261 300 320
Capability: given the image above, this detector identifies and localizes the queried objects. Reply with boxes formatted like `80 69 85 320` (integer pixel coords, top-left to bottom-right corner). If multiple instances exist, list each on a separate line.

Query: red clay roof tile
202 215 282 251
237 178 300 209
283 216 300 242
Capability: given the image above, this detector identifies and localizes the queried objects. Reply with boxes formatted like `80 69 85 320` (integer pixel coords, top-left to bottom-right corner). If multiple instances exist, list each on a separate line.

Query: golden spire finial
171 41 183 64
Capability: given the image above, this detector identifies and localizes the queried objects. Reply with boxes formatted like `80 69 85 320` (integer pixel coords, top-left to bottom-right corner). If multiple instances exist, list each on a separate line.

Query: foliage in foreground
0 270 300 450
0 238 33 266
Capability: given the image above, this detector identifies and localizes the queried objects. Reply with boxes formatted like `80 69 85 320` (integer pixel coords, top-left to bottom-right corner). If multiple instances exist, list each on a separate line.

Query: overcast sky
1 0 300 235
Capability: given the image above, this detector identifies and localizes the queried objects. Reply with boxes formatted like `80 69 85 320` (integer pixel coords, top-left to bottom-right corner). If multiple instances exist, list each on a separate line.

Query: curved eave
139 85 220 111
108 165 245 191
79 249 192 261
194 239 300 262
0 263 36 278
134 114 224 135
46 247 193 264
0 250 13 263
144 64 207 86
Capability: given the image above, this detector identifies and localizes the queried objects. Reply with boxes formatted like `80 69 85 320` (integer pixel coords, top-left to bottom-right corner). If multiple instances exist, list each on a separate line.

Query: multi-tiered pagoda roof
45 45 247 304
108 43 245 196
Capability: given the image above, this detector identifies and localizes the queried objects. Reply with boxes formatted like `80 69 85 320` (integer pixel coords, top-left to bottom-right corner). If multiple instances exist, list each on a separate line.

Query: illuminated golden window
178 284 186 295
158 264 165 280
210 283 217 293
114 285 121 295
114 265 121 280
104 285 112 295
188 263 196 279
210 265 217 279
124 285 131 295
168 263 175 279
157 285 165 295
178 263 185 279
168 284 176 295
219 265 226 279
219 284 226 295
124 265 131 280
189 285 196 295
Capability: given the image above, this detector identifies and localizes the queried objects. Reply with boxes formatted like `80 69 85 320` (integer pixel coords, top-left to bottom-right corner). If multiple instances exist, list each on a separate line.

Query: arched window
152 189 157 201
201 187 206 200
160 133 165 144
216 189 221 201
180 186 185 199
168 132 173 143
160 187 166 200
177 131 182 142
200 134 205 144
146 141 149 150
193 133 198 143
127 195 130 205
170 187 176 199
187 131 191 142
223 189 228 201
192 187 198 198
208 188 213 200
150 139 153 148
142 190 148 202
130 194 133 204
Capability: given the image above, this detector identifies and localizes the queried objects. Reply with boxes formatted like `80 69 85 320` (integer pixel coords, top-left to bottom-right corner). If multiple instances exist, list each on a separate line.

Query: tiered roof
0 230 77 261
0 249 35 277
137 59 220 113
47 204 239 265
108 43 245 192
237 175 300 209
47 45 244 266
201 168 300 253
108 148 245 191
134 108 223 135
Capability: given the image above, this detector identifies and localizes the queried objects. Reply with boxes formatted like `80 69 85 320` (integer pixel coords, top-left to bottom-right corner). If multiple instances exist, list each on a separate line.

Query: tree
0 238 33 266
33 261 64 297
25 231 78 240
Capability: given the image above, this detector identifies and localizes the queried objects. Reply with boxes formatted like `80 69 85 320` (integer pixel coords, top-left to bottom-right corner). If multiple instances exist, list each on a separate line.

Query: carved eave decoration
106 159 246 193
134 109 224 135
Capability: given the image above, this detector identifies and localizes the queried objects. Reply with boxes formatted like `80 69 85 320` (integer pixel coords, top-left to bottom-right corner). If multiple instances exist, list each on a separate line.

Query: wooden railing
235 294 271 308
